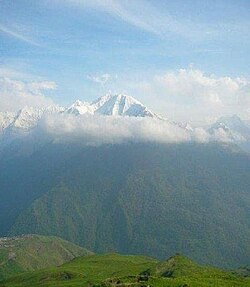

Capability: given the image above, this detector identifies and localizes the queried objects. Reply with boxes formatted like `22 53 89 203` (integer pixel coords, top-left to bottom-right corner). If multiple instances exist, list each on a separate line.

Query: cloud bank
37 113 236 147
40 114 193 146
0 76 56 112
123 68 250 125
157 68 250 124
157 68 249 107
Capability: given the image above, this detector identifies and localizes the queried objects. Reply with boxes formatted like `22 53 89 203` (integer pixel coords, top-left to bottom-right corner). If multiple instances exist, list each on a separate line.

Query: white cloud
63 0 157 34
0 77 56 112
155 69 225 108
124 68 250 125
209 127 244 143
156 68 244 105
0 67 30 79
40 113 192 146
37 113 241 146
0 24 39 46
60 0 215 40
59 0 250 42
157 68 250 122
87 73 113 85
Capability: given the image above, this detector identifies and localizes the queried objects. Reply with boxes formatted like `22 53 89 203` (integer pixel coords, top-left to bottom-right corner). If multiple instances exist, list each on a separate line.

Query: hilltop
0 234 92 281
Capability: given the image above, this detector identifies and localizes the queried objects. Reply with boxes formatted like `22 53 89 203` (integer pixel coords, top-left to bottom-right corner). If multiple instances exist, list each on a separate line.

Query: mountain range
0 94 162 133
1 94 250 150
0 141 250 268
0 94 250 269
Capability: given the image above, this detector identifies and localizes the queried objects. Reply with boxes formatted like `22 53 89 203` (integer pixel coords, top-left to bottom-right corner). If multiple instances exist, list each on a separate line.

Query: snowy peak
0 106 64 133
64 94 162 119
8 107 44 131
91 94 158 118
208 115 250 141
65 100 94 115
177 122 193 132
0 112 16 133
217 115 250 137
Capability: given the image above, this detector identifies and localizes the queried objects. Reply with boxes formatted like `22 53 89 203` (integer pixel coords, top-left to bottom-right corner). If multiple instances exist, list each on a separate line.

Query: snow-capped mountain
208 115 250 142
0 94 166 134
1 94 250 153
176 122 193 132
91 94 161 118
64 100 94 115
64 94 163 119
2 95 249 147
7 107 45 131
0 106 64 134
0 112 16 132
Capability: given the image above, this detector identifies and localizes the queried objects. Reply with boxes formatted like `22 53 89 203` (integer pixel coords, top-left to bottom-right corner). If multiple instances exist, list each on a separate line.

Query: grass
1 253 250 287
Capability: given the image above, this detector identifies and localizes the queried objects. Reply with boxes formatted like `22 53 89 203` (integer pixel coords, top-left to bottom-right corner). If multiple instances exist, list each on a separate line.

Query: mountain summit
65 100 94 115
65 94 162 118
208 115 250 142
91 94 161 118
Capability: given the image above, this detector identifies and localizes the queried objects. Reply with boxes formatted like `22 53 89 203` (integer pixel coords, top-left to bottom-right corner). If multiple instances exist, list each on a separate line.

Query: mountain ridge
0 234 92 281
0 94 165 133
1 94 250 151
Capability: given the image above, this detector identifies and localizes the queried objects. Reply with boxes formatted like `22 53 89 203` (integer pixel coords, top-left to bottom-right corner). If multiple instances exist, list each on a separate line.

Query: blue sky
0 0 250 124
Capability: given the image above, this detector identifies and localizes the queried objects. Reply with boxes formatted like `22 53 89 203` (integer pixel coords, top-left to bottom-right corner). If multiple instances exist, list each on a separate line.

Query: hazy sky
0 0 250 124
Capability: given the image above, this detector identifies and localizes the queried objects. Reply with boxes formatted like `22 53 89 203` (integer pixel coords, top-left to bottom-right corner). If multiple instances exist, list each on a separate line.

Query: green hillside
1 143 250 267
234 265 250 277
0 235 92 281
1 253 250 287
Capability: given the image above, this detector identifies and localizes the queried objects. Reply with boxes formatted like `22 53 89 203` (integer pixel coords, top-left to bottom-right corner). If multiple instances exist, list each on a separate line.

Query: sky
0 0 250 125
